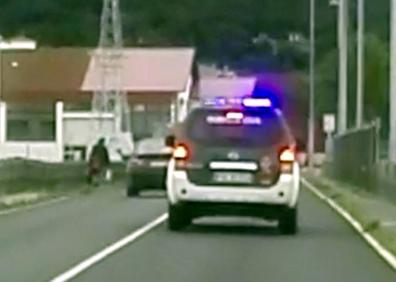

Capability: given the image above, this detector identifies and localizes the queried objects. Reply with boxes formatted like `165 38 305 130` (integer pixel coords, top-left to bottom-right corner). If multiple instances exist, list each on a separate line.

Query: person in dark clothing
88 138 110 185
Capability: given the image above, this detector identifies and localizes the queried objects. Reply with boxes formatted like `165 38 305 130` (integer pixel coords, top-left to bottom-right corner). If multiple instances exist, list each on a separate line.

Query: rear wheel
126 177 139 197
279 207 298 235
168 204 191 231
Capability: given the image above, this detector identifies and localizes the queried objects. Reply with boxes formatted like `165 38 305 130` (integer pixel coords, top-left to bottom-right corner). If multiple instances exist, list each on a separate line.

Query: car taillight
173 144 189 160
279 148 295 173
280 148 295 162
174 144 187 170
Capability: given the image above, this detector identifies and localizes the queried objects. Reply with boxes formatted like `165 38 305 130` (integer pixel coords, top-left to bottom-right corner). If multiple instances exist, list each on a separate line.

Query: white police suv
166 97 300 234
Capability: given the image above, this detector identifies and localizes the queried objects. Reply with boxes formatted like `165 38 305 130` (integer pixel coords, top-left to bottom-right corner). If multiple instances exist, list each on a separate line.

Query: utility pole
0 36 3 103
93 0 130 134
356 0 364 128
390 0 396 162
308 0 316 169
338 0 349 133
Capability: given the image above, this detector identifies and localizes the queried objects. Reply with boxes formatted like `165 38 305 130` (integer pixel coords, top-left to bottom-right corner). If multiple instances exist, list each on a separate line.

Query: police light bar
203 97 227 107
202 97 274 108
242 98 272 108
226 112 244 120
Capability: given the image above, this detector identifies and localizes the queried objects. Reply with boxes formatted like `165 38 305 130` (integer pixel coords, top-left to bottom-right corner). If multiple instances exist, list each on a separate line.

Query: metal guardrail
327 121 380 190
325 120 396 203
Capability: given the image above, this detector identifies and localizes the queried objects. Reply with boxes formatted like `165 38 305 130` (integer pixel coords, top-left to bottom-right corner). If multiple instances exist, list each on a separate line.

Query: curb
302 177 396 272
0 196 69 216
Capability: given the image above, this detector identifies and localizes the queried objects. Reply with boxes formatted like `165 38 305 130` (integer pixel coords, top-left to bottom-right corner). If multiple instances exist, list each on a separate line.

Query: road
0 183 395 282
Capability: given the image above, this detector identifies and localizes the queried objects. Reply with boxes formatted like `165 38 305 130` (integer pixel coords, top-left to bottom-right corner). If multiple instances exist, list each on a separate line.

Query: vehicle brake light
173 144 188 160
226 111 244 120
280 148 295 162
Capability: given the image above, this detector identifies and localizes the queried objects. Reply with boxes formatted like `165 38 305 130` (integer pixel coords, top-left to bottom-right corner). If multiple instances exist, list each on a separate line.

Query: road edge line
302 177 396 271
50 213 168 282
0 196 69 216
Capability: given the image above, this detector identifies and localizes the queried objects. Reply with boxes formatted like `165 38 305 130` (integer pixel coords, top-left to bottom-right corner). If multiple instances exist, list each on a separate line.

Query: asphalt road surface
0 183 395 282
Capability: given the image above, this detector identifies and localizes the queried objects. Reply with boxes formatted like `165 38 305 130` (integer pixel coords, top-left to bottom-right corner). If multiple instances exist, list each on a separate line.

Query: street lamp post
390 0 396 162
330 0 349 134
338 0 348 133
356 0 365 128
0 44 3 103
308 0 316 169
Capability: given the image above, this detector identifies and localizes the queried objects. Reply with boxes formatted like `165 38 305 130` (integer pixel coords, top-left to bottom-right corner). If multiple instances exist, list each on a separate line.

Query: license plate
149 161 168 167
213 172 253 183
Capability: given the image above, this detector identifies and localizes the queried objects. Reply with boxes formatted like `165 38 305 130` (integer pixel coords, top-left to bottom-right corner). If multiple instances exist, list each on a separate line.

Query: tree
316 33 388 133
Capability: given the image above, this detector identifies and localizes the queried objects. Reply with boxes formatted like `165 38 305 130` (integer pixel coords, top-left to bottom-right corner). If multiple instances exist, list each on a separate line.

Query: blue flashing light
203 97 226 107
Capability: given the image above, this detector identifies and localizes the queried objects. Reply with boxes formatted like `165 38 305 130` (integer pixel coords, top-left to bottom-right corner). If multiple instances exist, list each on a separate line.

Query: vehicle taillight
173 144 189 160
174 144 189 170
280 148 295 162
279 148 295 173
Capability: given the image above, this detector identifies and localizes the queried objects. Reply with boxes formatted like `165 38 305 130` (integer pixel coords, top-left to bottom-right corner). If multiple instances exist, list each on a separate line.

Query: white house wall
0 102 63 163
62 113 115 147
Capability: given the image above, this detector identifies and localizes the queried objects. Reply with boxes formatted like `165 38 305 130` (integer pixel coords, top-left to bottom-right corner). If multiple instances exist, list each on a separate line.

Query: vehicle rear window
136 138 165 155
186 109 289 147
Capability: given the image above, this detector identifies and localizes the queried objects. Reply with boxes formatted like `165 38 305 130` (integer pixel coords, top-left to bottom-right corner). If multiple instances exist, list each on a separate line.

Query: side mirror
165 135 175 147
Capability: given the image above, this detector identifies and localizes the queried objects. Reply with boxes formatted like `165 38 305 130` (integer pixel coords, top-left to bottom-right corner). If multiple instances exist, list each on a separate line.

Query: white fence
0 142 61 162
0 102 64 162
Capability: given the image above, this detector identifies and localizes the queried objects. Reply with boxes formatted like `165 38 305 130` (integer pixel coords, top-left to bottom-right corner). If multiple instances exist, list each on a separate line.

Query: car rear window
136 138 166 155
186 108 289 147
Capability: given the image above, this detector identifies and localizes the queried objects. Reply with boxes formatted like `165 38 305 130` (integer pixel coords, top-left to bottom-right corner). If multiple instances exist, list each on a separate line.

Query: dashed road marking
50 213 168 282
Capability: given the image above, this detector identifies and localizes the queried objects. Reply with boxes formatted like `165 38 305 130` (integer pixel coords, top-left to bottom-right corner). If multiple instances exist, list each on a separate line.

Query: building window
7 119 30 141
131 104 171 140
6 103 56 141
39 120 56 141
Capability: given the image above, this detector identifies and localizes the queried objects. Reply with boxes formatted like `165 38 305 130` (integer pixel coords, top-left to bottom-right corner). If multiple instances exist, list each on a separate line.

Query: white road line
302 177 396 271
50 213 168 282
0 196 69 216
381 221 396 227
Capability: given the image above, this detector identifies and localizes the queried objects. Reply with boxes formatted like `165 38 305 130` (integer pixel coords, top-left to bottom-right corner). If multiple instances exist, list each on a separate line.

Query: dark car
126 137 173 197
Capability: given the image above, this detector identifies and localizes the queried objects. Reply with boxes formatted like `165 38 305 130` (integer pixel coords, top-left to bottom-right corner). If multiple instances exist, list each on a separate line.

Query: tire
168 204 190 231
279 207 298 235
126 177 139 197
